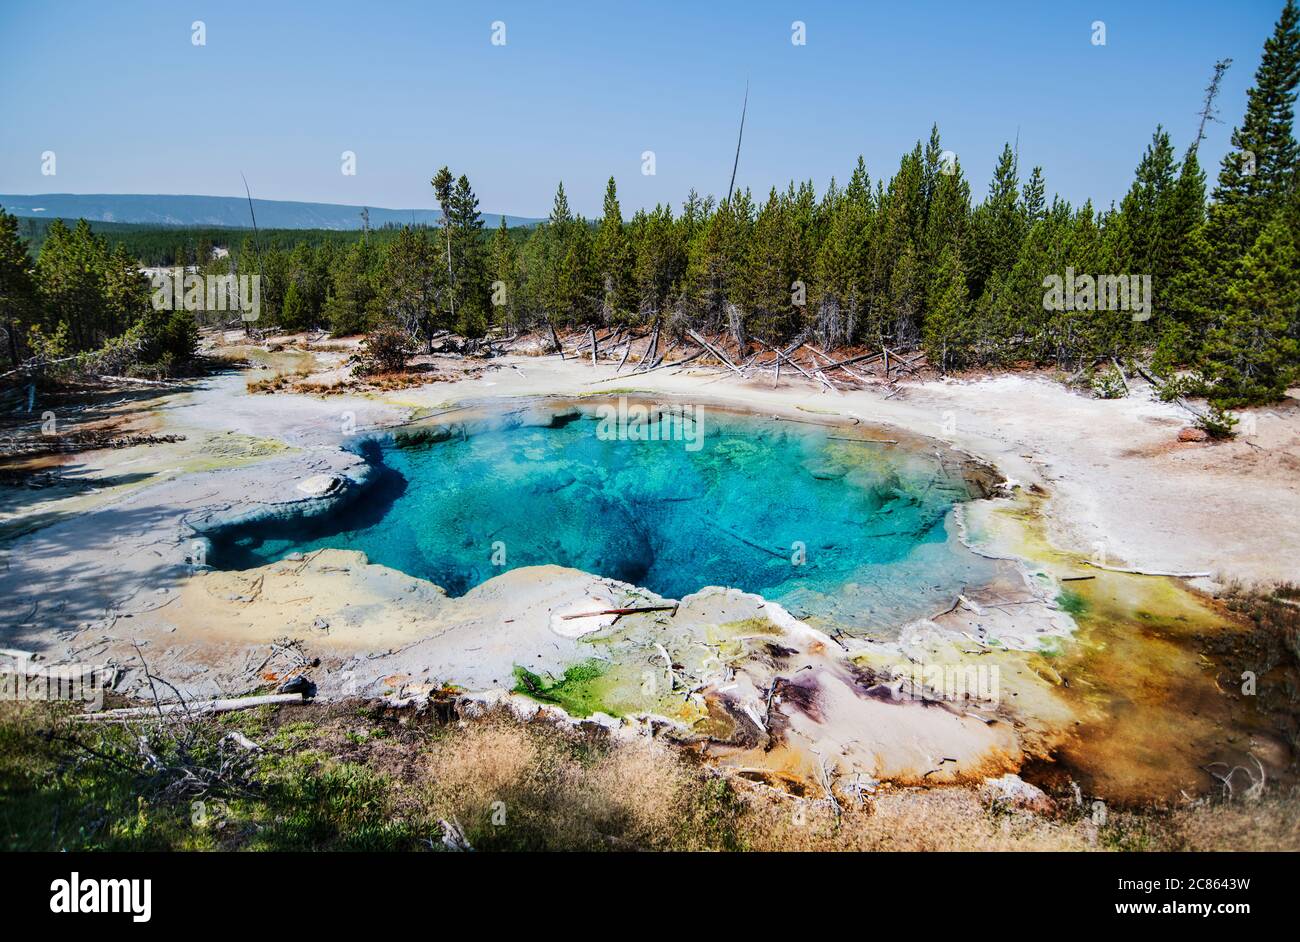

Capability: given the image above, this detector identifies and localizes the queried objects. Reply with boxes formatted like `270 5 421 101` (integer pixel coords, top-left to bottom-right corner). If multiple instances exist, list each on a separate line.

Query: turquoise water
211 405 994 633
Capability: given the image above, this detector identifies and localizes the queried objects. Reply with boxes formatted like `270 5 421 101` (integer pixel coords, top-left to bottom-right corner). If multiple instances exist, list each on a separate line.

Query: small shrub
1157 372 1209 402
359 324 415 375
1195 404 1239 439
1090 367 1127 399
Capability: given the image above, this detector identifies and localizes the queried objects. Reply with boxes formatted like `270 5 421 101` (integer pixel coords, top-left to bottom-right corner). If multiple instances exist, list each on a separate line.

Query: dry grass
421 720 709 850
246 371 310 394
357 371 450 391
730 786 1098 851
245 367 465 396
6 697 1296 851
413 712 1300 852
1163 789 1300 850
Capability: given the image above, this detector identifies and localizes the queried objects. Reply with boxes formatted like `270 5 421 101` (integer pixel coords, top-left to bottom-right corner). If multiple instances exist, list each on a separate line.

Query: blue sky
0 1 1290 218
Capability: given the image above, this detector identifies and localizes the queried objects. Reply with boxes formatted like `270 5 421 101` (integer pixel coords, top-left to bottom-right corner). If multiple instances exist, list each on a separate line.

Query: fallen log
883 347 923 376
707 519 787 559
1082 560 1211 579
807 349 885 373
665 349 708 373
636 322 660 371
686 329 745 376
79 692 306 721
571 327 619 354
806 344 871 385
650 336 679 368
1132 360 1163 387
750 336 834 391
588 347 703 383
1110 357 1130 395
560 605 679 620
96 375 186 387
0 353 85 379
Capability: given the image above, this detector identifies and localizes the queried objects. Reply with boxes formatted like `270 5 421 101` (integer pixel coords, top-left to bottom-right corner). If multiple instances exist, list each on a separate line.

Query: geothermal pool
211 404 995 632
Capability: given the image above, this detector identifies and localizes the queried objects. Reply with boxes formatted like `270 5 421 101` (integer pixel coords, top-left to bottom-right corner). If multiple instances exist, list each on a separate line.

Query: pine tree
324 239 378 337
921 154 971 290
489 216 520 332
288 242 326 326
1207 0 1300 261
1201 212 1300 404
280 280 309 332
687 190 751 335
1111 128 1177 279
517 223 552 325
1063 201 1108 361
549 181 573 232
867 144 924 343
1021 167 1047 224
738 189 796 342
103 243 149 332
533 182 577 324
258 245 290 326
967 143 1024 303
1182 1 1300 395
37 219 111 350
813 172 871 347
0 207 38 365
888 243 923 348
378 226 439 347
1185 0 1300 351
923 242 971 370
449 174 488 336
558 216 599 324
594 177 634 323
632 204 685 323
1000 209 1066 363
1155 147 1209 362
431 167 457 330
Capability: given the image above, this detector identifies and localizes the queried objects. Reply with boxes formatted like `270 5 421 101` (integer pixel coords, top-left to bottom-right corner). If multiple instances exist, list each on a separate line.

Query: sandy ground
1 336 1296 800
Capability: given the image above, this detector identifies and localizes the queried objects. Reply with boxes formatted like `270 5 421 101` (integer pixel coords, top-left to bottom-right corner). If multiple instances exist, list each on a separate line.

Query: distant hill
0 193 539 230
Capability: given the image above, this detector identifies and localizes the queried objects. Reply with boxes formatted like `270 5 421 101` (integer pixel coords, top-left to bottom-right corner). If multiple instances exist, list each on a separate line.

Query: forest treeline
1 1 1297 406
14 215 439 267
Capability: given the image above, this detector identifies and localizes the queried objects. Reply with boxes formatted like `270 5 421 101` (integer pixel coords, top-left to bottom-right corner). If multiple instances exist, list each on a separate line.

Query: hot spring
211 400 997 634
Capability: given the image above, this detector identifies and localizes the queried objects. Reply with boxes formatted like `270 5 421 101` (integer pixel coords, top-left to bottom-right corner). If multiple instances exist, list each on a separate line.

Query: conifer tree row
2 1 1295 405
